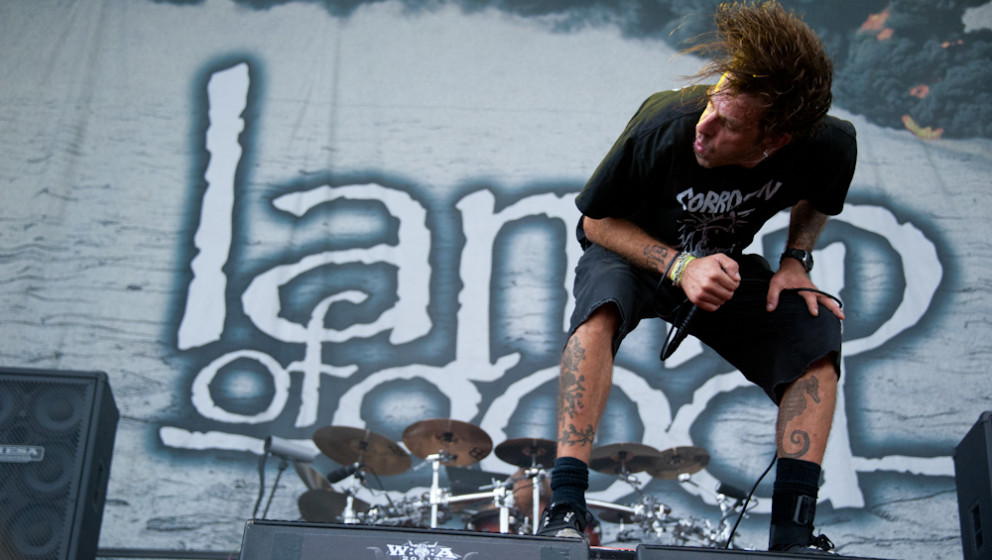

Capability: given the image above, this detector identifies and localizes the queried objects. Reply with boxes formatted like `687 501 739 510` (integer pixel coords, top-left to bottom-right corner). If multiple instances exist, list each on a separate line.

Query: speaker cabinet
955 411 992 560
0 367 119 560
239 520 590 560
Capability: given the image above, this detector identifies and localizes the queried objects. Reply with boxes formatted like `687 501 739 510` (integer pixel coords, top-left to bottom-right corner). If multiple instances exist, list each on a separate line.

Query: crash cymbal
297 489 370 523
494 437 557 468
402 418 493 466
647 446 710 479
293 461 332 491
589 442 663 474
312 426 411 476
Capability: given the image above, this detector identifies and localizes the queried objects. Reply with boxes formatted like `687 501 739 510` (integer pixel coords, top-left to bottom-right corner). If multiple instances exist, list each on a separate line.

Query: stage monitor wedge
955 411 992 560
0 367 119 560
636 544 890 559
239 520 590 560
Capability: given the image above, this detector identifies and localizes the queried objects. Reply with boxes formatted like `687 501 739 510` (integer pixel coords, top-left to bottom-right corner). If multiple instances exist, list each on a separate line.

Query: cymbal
647 446 710 479
589 442 663 474
494 437 557 468
293 461 332 491
402 418 493 466
312 426 411 476
297 489 370 523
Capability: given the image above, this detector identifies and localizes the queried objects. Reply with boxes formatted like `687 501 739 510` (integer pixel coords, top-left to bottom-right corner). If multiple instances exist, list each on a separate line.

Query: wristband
668 252 696 287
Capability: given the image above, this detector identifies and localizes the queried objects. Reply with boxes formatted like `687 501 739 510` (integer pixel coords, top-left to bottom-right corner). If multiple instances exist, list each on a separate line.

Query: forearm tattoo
777 375 821 459
643 244 673 272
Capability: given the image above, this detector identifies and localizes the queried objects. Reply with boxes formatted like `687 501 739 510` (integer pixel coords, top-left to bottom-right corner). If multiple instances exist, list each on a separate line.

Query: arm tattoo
558 337 587 421
777 376 821 459
643 244 672 272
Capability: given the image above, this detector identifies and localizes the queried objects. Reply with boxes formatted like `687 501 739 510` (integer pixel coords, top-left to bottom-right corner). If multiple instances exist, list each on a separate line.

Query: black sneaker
537 502 586 540
773 533 836 555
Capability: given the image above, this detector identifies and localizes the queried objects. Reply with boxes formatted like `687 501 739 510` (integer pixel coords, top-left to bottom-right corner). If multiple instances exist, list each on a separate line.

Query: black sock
549 456 589 512
769 458 821 550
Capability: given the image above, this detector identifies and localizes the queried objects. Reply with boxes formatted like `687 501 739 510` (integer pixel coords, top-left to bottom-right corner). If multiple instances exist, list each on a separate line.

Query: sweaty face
693 86 770 169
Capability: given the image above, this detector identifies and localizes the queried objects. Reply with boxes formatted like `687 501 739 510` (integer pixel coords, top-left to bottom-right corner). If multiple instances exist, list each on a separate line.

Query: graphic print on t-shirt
675 179 783 255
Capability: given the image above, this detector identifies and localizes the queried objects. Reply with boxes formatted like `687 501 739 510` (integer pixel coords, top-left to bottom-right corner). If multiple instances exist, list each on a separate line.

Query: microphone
661 304 698 360
326 463 361 483
264 436 318 462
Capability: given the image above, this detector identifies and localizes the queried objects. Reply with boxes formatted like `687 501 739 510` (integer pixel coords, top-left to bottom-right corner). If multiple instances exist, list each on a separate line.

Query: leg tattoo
558 337 592 448
558 337 587 421
558 424 596 447
778 375 821 459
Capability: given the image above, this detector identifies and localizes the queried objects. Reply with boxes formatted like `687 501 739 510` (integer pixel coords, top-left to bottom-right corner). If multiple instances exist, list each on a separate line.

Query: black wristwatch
781 249 814 273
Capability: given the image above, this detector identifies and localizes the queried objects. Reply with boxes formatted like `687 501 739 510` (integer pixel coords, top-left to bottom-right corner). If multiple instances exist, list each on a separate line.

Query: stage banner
2 1 991 558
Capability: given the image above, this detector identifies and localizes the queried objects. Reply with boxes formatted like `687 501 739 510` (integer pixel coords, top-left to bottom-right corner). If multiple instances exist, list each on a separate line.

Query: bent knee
575 304 620 339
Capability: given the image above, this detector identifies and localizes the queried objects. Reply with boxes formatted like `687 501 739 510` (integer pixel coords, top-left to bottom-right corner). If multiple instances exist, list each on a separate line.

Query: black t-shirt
575 86 857 256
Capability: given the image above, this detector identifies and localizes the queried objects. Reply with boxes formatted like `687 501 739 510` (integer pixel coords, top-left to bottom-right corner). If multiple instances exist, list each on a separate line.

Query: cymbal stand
677 473 749 549
523 465 547 534
340 468 367 524
611 452 648 496
587 455 645 530
449 478 514 533
426 451 455 528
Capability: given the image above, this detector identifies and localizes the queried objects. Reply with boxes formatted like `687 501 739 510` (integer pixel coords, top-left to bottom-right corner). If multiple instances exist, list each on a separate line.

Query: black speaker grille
0 376 93 560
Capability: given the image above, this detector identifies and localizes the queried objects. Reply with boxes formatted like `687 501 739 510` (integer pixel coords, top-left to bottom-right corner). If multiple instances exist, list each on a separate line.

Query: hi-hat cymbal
297 489 370 523
589 442 663 474
494 438 557 468
312 426 411 476
647 446 710 479
294 461 332 491
402 418 493 466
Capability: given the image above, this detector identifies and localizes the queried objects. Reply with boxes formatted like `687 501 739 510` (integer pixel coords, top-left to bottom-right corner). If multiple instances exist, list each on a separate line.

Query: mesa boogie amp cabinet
239 520 590 560
0 367 119 560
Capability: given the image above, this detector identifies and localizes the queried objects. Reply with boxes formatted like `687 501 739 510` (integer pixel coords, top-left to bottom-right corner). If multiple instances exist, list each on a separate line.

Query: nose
696 108 718 137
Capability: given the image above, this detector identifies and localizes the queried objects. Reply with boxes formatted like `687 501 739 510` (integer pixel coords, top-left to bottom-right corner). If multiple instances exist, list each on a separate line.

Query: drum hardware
494 438 556 534
589 442 664 476
646 446 710 480
297 488 372 524
494 438 557 469
675 473 753 549
448 480 516 533
312 426 412 476
256 437 318 520
401 418 493 467
296 457 375 524
402 419 494 529
293 461 332 491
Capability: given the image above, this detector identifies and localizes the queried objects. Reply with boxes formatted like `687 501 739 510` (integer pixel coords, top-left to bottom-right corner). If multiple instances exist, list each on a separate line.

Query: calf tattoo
558 337 592 447
558 337 587 420
778 375 822 459
559 423 596 447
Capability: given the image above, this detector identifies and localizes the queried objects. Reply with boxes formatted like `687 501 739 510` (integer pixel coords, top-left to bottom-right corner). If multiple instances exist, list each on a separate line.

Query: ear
763 132 792 155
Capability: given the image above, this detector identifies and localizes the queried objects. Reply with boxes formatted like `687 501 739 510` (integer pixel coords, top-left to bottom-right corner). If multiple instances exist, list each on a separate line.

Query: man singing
539 1 856 553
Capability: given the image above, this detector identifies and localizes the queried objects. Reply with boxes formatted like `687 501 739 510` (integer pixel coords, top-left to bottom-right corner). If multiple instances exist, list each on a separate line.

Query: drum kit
291 419 751 549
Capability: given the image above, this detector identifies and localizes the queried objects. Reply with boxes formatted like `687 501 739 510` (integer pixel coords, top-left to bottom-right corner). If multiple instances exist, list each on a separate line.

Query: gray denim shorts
568 244 842 404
